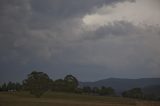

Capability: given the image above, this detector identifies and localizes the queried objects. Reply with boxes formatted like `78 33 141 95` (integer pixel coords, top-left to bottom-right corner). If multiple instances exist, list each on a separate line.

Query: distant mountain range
79 78 160 95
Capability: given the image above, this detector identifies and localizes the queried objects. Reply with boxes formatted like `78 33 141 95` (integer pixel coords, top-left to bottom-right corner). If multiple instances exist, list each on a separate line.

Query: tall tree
7 82 16 90
1 83 7 91
64 75 78 92
23 71 51 97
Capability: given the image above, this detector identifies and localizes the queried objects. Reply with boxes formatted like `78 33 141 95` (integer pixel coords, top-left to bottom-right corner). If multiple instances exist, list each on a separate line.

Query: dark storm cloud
0 0 127 63
0 0 160 83
0 0 130 82
28 0 128 30
30 0 127 18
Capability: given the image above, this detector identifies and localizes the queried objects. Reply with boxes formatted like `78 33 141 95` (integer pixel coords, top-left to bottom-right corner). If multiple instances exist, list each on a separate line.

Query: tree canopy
64 75 78 92
23 71 52 97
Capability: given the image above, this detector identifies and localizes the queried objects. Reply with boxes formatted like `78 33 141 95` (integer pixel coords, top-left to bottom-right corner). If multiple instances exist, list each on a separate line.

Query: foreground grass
0 92 160 106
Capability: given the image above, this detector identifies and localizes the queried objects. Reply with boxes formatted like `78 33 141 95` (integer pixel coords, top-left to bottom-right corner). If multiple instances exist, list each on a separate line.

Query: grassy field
0 92 160 106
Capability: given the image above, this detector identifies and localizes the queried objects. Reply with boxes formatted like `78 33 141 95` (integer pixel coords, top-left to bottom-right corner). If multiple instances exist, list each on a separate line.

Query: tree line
0 71 159 100
0 82 22 92
0 71 115 97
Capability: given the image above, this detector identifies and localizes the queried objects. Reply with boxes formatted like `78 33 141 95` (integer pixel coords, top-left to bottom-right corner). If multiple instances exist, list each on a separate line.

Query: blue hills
80 78 160 95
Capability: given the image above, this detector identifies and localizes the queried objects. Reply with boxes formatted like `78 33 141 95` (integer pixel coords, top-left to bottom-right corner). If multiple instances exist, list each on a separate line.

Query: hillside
80 78 160 94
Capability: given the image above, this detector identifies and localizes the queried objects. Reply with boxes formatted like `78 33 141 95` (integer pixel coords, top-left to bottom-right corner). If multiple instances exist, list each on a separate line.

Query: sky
0 0 160 83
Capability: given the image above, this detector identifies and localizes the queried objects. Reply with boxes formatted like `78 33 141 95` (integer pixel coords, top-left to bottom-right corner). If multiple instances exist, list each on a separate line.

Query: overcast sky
0 0 160 83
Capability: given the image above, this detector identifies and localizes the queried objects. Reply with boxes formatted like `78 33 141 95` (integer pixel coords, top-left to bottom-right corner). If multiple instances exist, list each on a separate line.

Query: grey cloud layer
0 0 160 82
0 0 126 63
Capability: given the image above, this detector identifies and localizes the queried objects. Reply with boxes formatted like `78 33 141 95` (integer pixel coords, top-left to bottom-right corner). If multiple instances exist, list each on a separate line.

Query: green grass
0 91 160 106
